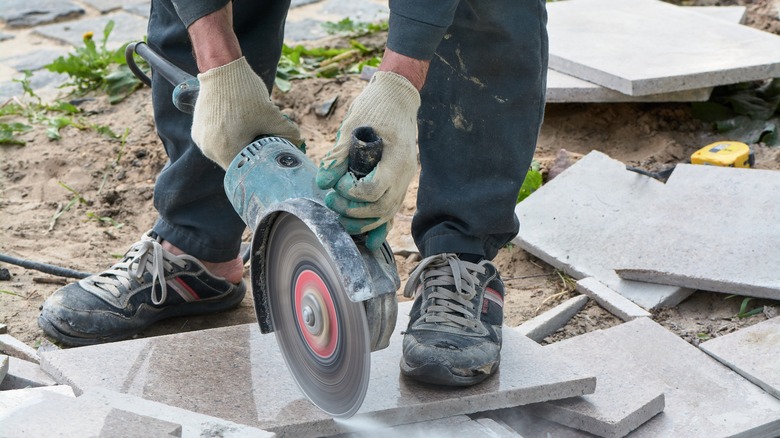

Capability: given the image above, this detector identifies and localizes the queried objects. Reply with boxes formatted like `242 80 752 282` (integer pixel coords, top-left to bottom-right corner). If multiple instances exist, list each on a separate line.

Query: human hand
191 57 304 169
316 71 420 250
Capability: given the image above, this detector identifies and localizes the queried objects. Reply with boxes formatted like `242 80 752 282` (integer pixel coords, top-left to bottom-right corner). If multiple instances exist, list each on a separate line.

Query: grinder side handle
126 41 200 114
348 126 383 179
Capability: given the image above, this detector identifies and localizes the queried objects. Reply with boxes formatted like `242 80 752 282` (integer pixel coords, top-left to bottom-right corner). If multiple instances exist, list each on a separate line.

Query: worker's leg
402 0 548 386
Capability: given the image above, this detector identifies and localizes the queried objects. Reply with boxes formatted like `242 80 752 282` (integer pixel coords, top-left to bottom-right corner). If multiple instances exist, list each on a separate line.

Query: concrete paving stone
0 355 58 390
515 295 589 342
575 278 651 321
0 334 40 364
99 408 183 437
474 417 525 437
526 325 666 438
34 12 148 51
291 0 325 7
545 70 713 103
547 0 780 96
320 0 389 22
513 151 693 310
0 387 269 438
285 18 330 42
80 0 146 14
124 2 151 18
699 316 780 401
0 385 74 417
0 33 13 42
615 164 780 300
0 70 69 102
587 318 780 437
41 301 595 438
1 48 70 72
1 0 84 28
693 5 747 24
334 415 521 437
479 409 596 438
0 355 8 385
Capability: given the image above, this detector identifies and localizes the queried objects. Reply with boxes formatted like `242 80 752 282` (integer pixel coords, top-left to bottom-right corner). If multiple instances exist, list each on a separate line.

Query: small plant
322 17 388 37
46 21 143 103
517 160 543 203
725 295 764 319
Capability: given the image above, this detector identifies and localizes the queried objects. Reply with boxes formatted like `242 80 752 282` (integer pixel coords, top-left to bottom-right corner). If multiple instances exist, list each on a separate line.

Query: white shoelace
85 237 185 305
403 253 486 330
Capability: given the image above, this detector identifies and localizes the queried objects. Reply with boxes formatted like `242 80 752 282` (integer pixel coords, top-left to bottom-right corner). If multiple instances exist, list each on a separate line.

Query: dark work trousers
147 0 547 264
413 0 549 261
147 0 289 263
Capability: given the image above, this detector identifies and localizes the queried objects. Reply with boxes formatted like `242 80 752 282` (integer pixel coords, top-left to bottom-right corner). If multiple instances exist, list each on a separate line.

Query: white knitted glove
192 57 304 169
315 71 420 249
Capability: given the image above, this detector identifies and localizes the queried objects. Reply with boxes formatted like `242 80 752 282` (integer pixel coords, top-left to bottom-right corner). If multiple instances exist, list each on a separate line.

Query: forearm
185 3 242 72
378 49 429 91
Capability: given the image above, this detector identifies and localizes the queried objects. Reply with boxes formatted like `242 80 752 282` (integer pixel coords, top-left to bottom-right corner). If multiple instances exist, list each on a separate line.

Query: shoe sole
399 358 500 387
38 286 246 347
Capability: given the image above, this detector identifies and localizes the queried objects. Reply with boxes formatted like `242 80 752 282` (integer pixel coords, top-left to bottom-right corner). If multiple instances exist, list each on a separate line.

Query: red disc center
294 269 339 358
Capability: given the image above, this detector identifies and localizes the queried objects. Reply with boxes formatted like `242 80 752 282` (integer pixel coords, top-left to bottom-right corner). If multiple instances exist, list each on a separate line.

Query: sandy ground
1 1 780 350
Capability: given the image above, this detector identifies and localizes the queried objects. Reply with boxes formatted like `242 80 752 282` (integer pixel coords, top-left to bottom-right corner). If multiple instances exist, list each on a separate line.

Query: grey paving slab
0 70 69 102
545 70 713 103
0 355 8 385
512 151 693 310
0 387 268 438
480 409 596 438
526 325 665 438
80 0 146 14
693 5 747 24
0 33 13 42
575 278 651 321
1 48 70 72
0 385 74 417
515 295 589 342
0 355 58 390
1 0 84 28
590 318 780 437
125 2 151 18
334 415 521 437
34 12 148 51
699 316 780 401
41 301 595 438
615 164 780 300
0 334 40 363
547 0 780 96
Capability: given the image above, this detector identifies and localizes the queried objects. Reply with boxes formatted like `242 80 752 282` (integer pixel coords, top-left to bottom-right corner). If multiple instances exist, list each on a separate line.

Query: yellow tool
691 141 755 168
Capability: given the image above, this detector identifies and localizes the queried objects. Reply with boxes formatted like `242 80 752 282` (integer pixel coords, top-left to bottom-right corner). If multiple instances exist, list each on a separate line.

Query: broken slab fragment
576 278 651 321
0 385 75 418
515 295 589 342
0 334 40 364
513 151 693 310
41 301 595 438
547 0 780 95
0 355 58 390
525 324 666 438
99 408 183 438
0 355 8 385
699 316 780 401
615 163 780 300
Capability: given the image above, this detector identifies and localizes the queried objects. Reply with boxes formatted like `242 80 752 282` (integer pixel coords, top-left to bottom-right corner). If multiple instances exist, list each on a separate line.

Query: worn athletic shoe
38 231 246 346
400 253 504 386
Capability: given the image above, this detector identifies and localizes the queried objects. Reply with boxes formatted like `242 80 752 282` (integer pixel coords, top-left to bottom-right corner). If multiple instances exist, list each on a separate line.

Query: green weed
517 160 543 203
725 294 764 319
322 17 388 37
45 20 143 104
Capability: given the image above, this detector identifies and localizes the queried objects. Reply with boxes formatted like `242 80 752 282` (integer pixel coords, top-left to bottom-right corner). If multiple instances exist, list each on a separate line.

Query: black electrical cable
0 253 91 279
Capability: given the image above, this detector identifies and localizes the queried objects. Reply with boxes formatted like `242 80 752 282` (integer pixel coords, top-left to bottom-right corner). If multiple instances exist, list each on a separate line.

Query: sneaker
38 231 246 346
400 253 504 386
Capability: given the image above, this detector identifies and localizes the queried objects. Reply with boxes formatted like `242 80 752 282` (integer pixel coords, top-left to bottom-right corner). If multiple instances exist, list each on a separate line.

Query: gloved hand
316 71 420 250
192 57 304 169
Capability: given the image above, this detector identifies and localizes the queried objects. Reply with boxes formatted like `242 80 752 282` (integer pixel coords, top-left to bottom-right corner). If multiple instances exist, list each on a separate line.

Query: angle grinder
126 42 400 418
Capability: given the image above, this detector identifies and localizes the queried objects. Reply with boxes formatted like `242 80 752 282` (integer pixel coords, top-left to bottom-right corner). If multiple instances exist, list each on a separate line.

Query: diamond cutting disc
266 212 370 418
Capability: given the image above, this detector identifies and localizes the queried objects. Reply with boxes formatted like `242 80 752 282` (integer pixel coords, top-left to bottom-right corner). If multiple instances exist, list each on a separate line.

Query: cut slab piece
0 387 269 438
576 278 651 321
525 324 666 437
589 318 780 437
547 0 780 95
615 164 780 300
700 316 780 400
41 301 595 438
513 151 693 310
333 415 522 437
0 385 74 418
0 356 58 390
515 295 589 342
0 334 40 363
